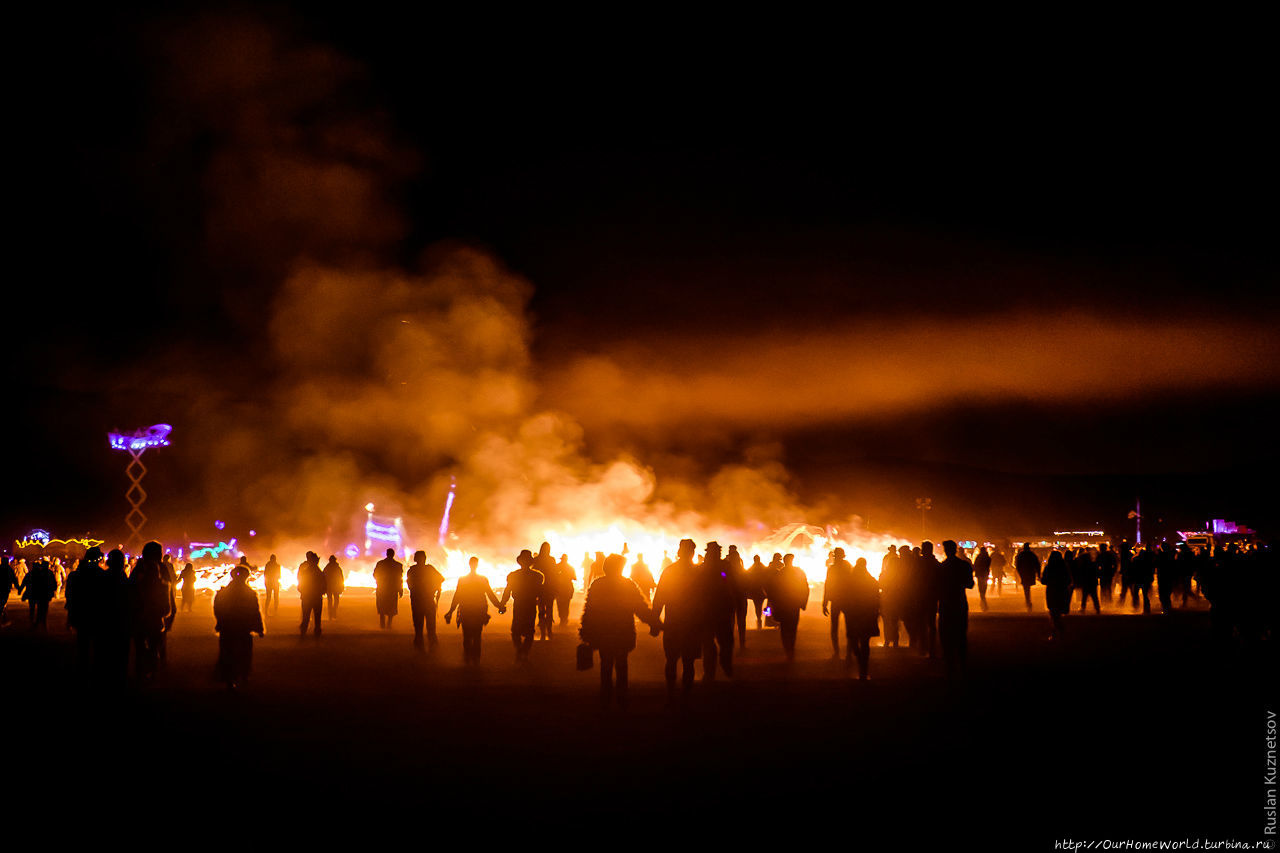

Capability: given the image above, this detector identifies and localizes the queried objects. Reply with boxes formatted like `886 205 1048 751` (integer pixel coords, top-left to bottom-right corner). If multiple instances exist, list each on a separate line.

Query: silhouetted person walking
973 546 992 612
879 546 903 647
938 541 974 677
650 539 703 702
65 547 104 672
1132 546 1154 614
263 554 281 616
129 542 172 678
406 550 444 653
179 562 197 612
845 557 881 679
1 556 19 627
580 553 660 710
725 544 750 649
553 555 576 627
990 545 1007 597
213 562 264 689
20 559 57 630
917 542 941 658
323 555 344 619
445 557 504 663
1042 549 1072 640
766 554 809 662
500 549 544 663
297 552 325 636
373 548 403 630
1072 547 1099 614
823 548 855 660
1097 543 1117 604
629 553 656 604
745 554 768 630
700 542 736 680
99 549 132 686
532 542 557 639
1015 543 1041 612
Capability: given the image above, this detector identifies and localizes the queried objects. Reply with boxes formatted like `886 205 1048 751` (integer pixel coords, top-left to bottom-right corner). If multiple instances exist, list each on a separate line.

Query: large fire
184 521 908 596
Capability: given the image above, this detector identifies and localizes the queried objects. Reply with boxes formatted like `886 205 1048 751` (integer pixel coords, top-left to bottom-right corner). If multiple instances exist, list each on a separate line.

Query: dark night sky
6 6 1278 546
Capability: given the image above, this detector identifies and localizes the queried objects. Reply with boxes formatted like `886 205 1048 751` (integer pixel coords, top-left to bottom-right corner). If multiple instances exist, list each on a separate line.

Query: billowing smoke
145 12 849 572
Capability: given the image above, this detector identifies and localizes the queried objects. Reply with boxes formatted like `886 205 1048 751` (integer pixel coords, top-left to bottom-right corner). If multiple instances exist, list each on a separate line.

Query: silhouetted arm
485 580 503 612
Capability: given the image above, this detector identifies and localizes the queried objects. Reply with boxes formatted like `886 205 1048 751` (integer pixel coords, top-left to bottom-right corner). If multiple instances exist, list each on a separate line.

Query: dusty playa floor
2 589 1270 848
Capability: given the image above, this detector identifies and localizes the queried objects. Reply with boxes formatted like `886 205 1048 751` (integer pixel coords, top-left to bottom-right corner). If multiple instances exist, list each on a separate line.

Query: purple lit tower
108 423 172 553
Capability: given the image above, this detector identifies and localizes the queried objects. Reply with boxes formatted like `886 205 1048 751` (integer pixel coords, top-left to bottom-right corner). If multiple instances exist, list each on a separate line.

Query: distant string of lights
15 533 105 550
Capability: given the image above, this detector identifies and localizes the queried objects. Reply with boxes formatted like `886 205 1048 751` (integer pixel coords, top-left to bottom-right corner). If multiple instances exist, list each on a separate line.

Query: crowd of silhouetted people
2 534 1273 700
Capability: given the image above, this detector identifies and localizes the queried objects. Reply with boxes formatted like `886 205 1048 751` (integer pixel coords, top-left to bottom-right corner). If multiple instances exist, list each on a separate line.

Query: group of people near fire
2 535 1271 703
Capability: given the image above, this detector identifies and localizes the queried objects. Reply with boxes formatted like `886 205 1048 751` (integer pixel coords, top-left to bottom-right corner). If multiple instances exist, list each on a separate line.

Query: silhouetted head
413 550 426 564
855 557 867 572
142 541 162 561
832 547 845 559
538 542 551 558
230 564 250 581
239 556 250 566
84 546 104 565
517 549 533 568
728 545 738 554
386 548 395 558
942 540 957 557
468 556 479 573
678 539 696 559
887 545 895 554
107 549 125 572
771 553 782 563
184 562 193 571
705 542 721 557
328 555 338 564
604 554 626 577
922 541 934 556
783 554 795 567
751 555 763 566
1023 542 1032 551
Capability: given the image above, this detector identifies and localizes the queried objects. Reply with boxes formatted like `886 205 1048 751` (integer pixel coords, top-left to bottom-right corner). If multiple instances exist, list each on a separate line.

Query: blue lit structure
108 423 172 552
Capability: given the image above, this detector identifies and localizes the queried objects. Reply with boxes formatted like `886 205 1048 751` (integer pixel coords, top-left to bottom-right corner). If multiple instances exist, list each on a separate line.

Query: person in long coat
213 563 264 688
579 553 661 709
372 548 403 629
179 562 197 612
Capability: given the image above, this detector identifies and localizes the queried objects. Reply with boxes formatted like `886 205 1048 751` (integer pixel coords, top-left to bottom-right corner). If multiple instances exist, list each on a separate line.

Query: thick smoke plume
149 13 848 568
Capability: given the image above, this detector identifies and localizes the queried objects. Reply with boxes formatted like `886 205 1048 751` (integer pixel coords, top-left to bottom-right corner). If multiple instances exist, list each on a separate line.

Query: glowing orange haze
544 312 1280 430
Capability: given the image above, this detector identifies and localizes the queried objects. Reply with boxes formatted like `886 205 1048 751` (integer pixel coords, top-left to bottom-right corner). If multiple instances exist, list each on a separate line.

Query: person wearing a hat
499 549 544 663
214 562 264 688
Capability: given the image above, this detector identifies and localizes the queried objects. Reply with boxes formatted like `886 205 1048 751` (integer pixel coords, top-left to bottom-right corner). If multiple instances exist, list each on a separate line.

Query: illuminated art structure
363 503 407 557
189 538 238 561
14 530 106 552
108 423 172 553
